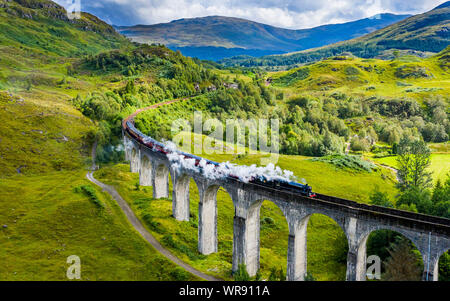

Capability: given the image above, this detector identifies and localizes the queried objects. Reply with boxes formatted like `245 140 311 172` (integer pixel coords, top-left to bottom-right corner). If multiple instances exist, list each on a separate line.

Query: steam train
125 121 316 198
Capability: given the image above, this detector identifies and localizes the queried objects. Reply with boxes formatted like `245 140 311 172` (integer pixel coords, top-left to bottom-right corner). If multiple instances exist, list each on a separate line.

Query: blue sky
54 0 446 28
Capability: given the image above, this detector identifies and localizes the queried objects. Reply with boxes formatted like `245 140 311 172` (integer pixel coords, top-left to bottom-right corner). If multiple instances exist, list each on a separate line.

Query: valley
0 0 448 282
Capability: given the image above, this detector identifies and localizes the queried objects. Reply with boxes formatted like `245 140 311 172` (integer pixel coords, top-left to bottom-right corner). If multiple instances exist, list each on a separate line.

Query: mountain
115 14 411 61
221 2 450 68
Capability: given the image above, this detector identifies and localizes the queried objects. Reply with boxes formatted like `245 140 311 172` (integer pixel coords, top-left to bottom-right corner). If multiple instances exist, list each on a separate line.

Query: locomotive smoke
164 141 296 183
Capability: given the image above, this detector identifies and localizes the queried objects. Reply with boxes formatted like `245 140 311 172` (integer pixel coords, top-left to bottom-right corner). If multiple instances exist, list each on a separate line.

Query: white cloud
54 0 446 28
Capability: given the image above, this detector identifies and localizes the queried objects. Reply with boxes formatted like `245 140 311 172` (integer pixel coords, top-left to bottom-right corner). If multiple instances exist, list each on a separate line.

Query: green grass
269 54 450 102
0 170 199 281
0 91 93 176
372 153 450 184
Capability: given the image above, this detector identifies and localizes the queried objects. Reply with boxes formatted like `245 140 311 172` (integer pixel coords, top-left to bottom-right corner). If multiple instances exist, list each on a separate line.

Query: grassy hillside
0 169 198 280
0 0 128 57
221 3 450 68
372 153 450 184
0 0 205 281
269 48 450 100
116 14 410 61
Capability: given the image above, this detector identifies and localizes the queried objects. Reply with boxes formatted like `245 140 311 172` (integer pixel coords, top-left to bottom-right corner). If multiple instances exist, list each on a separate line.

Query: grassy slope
268 53 450 186
95 132 397 281
0 170 198 280
372 153 450 184
269 52 450 102
0 1 201 281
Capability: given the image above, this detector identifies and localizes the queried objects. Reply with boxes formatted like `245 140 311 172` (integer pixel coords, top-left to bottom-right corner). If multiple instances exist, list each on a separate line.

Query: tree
396 137 432 191
382 238 422 281
369 186 394 208
396 187 432 214
430 175 450 218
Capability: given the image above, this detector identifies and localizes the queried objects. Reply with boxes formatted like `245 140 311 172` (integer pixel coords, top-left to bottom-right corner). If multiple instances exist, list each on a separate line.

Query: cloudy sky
54 0 445 28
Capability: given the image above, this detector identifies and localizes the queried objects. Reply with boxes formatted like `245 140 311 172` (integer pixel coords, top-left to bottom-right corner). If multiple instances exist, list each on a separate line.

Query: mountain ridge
115 13 411 61
221 2 450 68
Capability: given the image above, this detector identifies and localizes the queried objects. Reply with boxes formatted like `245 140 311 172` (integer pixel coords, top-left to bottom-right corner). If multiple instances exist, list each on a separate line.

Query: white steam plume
164 141 296 183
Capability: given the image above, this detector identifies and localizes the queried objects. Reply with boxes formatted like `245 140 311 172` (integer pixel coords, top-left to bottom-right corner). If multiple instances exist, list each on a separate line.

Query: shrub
312 155 378 172
234 264 250 281
74 185 104 209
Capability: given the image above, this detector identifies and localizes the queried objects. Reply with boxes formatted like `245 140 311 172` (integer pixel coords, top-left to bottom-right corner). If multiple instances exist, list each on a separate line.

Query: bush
74 185 104 209
312 155 378 172
234 264 250 281
304 272 316 281
260 217 277 230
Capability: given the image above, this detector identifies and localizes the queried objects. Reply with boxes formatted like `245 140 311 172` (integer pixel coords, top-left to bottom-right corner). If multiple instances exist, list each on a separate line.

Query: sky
54 0 446 29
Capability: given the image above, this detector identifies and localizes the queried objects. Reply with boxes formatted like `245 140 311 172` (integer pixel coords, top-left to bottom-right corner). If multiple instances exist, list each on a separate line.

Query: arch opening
213 186 235 275
436 250 450 281
361 229 425 281
306 213 349 281
257 200 289 281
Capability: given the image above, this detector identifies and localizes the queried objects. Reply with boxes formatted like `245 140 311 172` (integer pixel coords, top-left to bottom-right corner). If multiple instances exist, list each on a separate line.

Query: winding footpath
86 98 221 281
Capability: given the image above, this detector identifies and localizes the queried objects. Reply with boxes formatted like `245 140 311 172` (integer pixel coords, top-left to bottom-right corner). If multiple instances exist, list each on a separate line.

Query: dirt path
379 164 402 183
86 172 220 281
86 98 221 281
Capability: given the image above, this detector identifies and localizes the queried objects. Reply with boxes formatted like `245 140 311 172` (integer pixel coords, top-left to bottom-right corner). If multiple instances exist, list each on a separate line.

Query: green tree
396 137 432 191
396 187 432 214
430 175 450 218
369 186 394 208
382 238 422 281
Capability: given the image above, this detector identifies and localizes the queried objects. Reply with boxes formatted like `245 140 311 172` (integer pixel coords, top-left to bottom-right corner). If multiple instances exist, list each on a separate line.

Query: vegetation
382 238 423 281
0 170 198 281
94 127 398 280
396 137 433 191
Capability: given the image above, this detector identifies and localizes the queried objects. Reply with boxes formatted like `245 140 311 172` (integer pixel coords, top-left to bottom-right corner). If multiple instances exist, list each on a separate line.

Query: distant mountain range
115 14 411 61
221 2 450 68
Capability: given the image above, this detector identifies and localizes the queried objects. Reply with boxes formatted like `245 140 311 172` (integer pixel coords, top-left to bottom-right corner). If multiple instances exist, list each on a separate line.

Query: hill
115 14 410 61
0 0 204 280
0 0 129 57
221 2 450 68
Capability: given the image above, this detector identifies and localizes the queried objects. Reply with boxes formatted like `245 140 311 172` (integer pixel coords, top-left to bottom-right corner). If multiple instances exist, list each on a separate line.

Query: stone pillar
198 184 218 255
286 216 309 281
123 135 130 162
130 147 140 173
173 174 190 221
420 234 443 281
153 164 169 199
345 217 367 281
232 200 261 277
139 155 152 186
422 254 440 281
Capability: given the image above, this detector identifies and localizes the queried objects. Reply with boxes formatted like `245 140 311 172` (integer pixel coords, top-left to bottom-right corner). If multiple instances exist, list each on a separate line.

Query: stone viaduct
123 121 450 281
